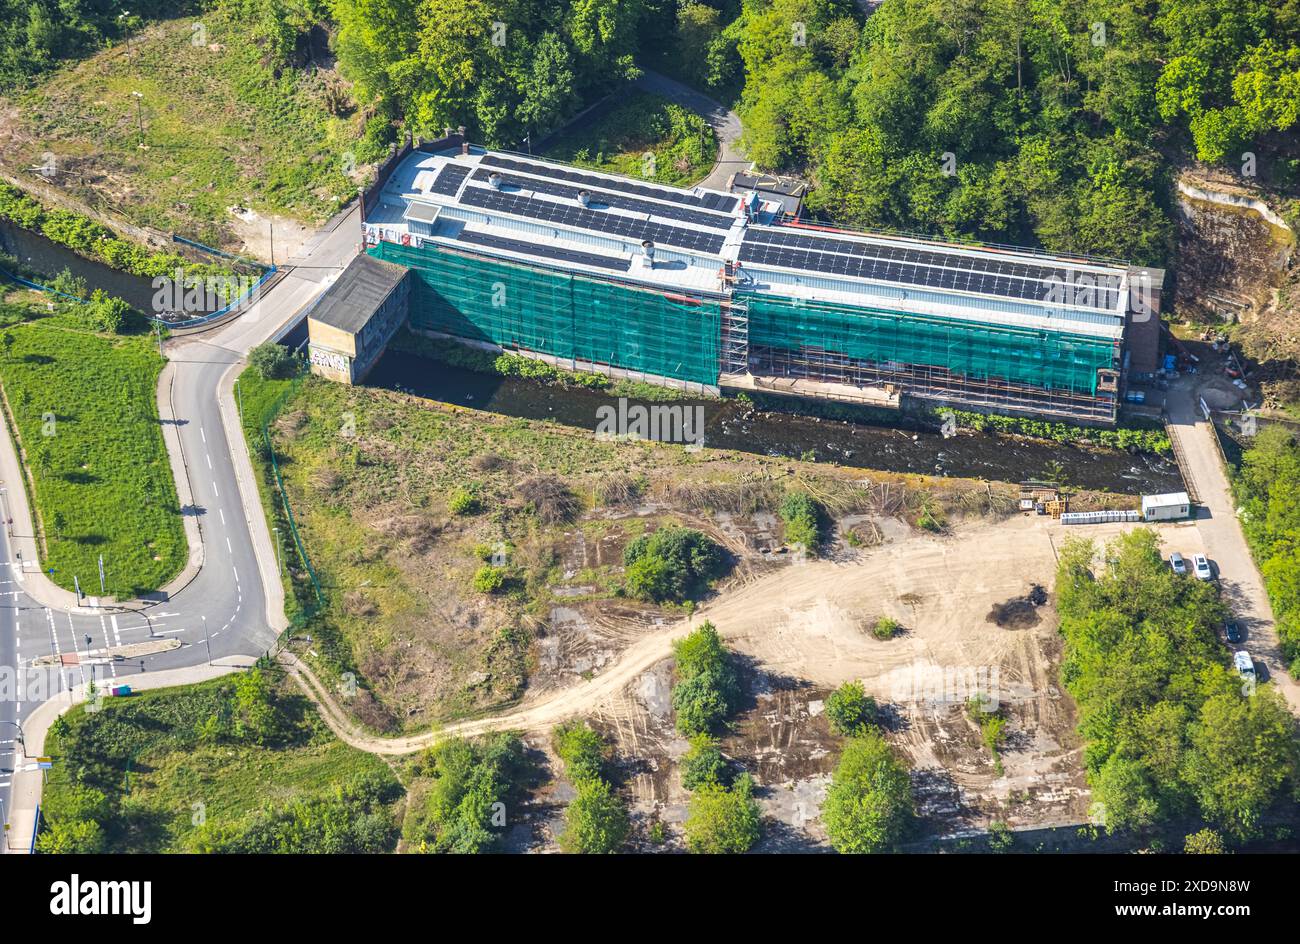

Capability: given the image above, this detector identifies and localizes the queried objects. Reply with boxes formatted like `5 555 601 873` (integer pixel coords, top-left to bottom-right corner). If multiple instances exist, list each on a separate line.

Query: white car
1169 552 1187 576
1192 554 1213 581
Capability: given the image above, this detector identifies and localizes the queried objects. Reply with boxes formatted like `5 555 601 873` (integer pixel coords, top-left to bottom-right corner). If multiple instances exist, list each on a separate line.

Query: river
0 219 158 312
366 349 1184 494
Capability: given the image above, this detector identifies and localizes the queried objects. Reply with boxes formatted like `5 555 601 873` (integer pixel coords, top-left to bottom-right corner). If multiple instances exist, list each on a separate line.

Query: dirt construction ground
292 511 1215 845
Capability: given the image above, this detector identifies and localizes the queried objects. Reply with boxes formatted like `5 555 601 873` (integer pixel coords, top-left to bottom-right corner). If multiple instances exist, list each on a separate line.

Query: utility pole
203 614 212 666
98 554 105 594
269 222 275 267
272 526 283 577
236 379 244 424
155 320 163 356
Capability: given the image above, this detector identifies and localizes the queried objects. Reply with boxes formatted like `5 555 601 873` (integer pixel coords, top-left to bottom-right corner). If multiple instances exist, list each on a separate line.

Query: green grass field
0 298 184 596
543 90 719 187
39 671 400 853
1 12 368 248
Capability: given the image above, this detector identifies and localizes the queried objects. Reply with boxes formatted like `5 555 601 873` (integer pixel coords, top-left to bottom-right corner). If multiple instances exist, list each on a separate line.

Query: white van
1233 651 1255 681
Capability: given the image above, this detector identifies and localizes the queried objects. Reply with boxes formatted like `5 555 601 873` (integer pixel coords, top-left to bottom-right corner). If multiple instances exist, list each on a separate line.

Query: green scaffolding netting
744 295 1116 395
370 242 722 386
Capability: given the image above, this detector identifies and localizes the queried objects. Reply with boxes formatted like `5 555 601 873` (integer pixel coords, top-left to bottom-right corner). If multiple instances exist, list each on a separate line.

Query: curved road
0 205 362 851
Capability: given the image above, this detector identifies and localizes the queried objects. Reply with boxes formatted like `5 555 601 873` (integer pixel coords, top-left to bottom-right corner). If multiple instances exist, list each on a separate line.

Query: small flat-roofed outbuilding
307 254 410 384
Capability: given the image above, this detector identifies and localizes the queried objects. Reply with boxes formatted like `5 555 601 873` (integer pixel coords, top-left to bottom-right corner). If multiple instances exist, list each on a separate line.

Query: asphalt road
0 204 361 849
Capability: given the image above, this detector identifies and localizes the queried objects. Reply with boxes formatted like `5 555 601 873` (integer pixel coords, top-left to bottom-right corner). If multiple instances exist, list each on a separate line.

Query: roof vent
577 189 591 207
488 172 503 190
640 240 655 268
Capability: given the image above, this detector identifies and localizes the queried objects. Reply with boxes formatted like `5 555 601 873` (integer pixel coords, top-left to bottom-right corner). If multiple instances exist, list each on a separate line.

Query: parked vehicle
1169 552 1187 576
1124 390 1146 404
1225 621 1243 644
1192 554 1213 581
1234 651 1255 682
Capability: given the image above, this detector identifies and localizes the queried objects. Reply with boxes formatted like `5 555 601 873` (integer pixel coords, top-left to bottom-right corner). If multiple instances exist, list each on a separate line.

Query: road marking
45 608 65 694
200 426 206 444
100 615 116 678
219 508 226 526
110 614 122 648
212 481 219 498
226 536 232 553
205 453 212 470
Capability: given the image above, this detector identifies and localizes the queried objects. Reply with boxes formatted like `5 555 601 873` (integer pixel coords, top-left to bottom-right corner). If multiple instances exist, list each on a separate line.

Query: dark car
1225 621 1243 644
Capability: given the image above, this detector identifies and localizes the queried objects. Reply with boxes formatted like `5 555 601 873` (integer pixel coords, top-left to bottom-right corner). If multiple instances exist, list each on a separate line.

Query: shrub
517 474 578 524
684 773 761 854
872 616 902 640
551 721 607 783
671 622 741 736
825 681 878 737
680 734 729 790
623 525 726 603
472 565 505 594
248 342 298 380
559 777 629 854
448 485 482 516
779 490 821 553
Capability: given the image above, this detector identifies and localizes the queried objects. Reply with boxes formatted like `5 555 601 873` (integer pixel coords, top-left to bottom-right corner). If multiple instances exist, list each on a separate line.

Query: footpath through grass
0 297 184 596
39 669 401 853
543 90 718 187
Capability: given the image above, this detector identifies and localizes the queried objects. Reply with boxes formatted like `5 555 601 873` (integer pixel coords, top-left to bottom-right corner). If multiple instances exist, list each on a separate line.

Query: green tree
248 341 298 380
822 733 914 854
684 772 761 853
559 777 629 853
825 681 878 737
680 734 729 790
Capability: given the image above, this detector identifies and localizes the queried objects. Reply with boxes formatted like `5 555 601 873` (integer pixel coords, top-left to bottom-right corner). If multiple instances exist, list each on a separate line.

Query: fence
1060 510 1142 525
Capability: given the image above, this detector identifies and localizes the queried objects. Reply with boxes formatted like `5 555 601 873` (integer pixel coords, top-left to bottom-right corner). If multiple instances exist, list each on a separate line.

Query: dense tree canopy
1056 529 1299 842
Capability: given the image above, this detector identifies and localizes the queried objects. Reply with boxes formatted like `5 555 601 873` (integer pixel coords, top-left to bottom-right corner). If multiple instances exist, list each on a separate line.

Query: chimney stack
641 240 655 268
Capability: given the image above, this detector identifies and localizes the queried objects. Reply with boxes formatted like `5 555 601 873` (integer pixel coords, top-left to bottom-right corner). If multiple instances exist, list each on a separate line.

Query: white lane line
110 614 122 648
100 615 117 678
212 481 219 498
67 611 87 689
219 508 226 526
45 608 65 694
205 453 212 470
200 426 206 444
226 536 233 553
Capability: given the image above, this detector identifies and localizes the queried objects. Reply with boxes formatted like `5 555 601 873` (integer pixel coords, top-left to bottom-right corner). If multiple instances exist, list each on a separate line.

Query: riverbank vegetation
939 409 1173 456
0 296 185 596
1056 529 1299 842
1234 424 1300 675
39 668 401 854
0 184 231 284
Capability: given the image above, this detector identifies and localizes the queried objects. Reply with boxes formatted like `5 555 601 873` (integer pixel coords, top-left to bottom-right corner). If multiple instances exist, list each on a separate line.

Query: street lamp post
131 91 145 149
272 526 283 577
203 614 212 666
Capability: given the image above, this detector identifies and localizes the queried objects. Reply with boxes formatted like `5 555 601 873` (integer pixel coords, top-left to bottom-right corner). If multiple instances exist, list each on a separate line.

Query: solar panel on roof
456 229 630 272
739 228 1122 311
428 163 471 197
480 154 739 214
459 185 726 254
468 169 733 230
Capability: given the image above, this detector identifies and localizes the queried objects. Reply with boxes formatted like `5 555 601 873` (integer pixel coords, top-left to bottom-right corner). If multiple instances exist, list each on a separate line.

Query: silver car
1169 552 1187 576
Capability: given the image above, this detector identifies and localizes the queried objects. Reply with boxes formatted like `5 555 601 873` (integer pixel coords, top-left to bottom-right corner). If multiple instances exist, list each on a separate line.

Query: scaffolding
370 242 723 386
742 295 1120 422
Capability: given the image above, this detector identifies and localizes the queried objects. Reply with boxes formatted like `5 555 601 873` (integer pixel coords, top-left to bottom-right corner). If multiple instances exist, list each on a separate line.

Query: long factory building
307 137 1164 425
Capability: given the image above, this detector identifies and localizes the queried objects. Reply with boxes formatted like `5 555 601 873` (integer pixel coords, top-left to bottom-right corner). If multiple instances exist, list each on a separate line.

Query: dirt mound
986 585 1047 629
